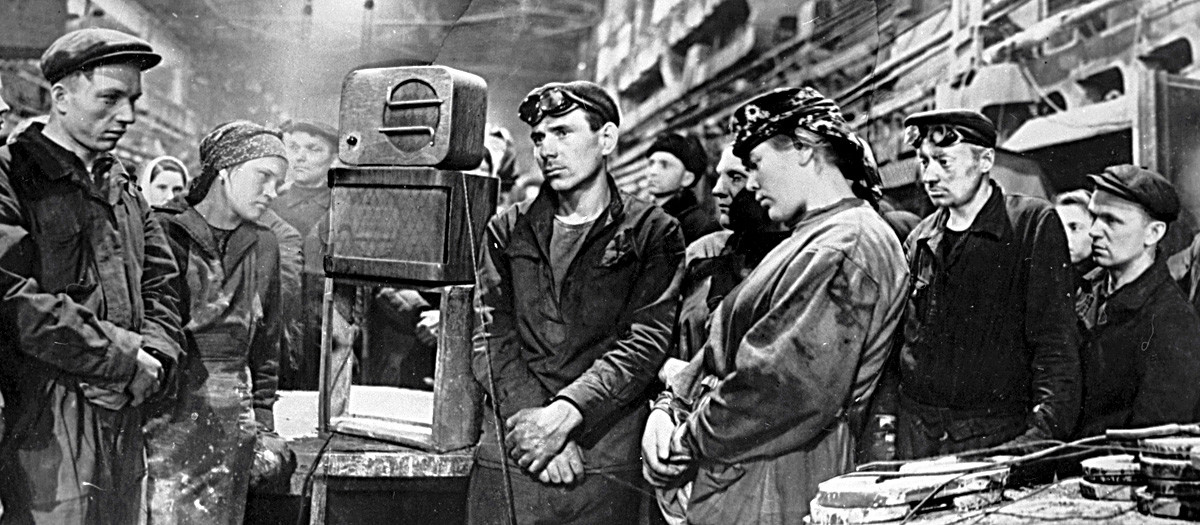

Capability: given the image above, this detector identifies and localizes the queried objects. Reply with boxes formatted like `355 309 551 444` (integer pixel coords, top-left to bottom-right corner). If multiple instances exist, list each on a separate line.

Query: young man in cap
469 80 684 524
645 132 721 243
896 109 1079 458
1074 165 1200 437
0 28 184 523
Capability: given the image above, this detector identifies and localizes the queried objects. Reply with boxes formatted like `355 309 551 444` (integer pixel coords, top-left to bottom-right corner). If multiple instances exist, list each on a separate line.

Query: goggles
904 123 972 149
518 87 603 125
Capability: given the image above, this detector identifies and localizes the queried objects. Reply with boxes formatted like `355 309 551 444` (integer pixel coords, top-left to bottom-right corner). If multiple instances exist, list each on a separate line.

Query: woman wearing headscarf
139 155 190 207
641 88 909 524
145 121 287 524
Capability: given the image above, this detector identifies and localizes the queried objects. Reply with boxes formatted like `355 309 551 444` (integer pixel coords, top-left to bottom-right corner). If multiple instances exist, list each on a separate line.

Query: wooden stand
318 281 482 453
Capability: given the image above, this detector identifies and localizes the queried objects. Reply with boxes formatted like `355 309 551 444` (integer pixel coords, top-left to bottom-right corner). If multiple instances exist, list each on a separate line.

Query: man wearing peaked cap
0 28 183 524
895 108 1080 459
467 80 684 524
1075 164 1200 437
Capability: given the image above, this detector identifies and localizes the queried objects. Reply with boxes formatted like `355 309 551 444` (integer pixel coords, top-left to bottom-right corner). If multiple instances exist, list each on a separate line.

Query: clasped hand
641 409 693 487
505 400 583 482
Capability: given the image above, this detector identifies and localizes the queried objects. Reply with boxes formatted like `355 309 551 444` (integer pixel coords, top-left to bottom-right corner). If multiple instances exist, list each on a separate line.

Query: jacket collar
9 123 129 202
660 190 699 217
160 197 260 267
520 173 625 258
1095 257 1173 317
915 180 1010 256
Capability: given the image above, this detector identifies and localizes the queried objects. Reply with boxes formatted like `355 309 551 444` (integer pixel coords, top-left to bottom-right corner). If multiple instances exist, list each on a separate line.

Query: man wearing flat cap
0 28 184 524
469 80 684 524
896 109 1080 458
645 132 721 243
269 119 340 390
1074 165 1200 437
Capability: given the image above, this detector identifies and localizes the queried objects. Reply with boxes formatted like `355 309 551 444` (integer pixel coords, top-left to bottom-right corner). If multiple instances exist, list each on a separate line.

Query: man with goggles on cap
469 80 684 524
894 109 1080 459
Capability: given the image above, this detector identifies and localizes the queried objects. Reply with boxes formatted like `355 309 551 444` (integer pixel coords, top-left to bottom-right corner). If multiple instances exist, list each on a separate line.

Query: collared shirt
1075 259 1200 437
900 181 1080 438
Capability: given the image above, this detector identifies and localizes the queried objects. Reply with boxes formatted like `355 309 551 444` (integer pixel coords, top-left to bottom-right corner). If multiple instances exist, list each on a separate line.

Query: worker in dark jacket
469 81 685 524
897 109 1080 458
1074 165 1200 437
0 28 183 524
646 132 721 243
271 119 337 389
145 121 286 523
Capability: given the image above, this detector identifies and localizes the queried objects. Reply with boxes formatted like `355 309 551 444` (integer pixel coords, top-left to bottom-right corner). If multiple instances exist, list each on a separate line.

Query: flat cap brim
41 28 162 84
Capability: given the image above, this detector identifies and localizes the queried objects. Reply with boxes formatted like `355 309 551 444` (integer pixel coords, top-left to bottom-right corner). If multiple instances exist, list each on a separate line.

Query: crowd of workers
0 26 1198 525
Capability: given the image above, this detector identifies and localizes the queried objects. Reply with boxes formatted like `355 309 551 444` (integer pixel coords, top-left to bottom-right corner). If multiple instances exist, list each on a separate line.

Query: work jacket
153 199 282 422
473 175 685 472
1075 259 1200 437
0 124 183 520
669 199 908 524
900 182 1080 439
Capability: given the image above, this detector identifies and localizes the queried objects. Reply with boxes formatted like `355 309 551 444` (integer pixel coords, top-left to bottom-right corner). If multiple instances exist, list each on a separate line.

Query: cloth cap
1087 164 1180 223
280 119 339 150
903 109 997 148
41 28 162 84
188 121 286 205
523 81 621 127
647 133 707 180
731 87 883 204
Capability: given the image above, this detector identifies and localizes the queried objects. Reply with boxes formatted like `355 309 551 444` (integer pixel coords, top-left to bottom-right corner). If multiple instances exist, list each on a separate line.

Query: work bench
251 391 475 525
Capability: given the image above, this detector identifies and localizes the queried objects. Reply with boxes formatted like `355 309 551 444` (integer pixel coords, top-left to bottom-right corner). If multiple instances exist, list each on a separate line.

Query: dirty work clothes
146 201 281 524
660 190 720 245
1074 259 1200 437
466 465 641 525
668 198 908 524
145 363 257 524
0 125 184 525
471 175 684 523
899 181 1080 451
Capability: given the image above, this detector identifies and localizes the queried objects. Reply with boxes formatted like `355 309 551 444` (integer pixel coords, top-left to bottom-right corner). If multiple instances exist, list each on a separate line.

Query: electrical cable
460 174 519 525
295 430 337 525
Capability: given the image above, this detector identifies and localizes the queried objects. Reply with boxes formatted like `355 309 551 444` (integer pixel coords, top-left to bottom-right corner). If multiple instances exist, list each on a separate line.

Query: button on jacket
472 176 685 472
900 181 1080 439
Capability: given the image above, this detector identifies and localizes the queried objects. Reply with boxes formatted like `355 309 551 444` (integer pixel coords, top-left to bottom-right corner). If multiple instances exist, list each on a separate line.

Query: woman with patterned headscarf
144 120 289 524
641 88 910 524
